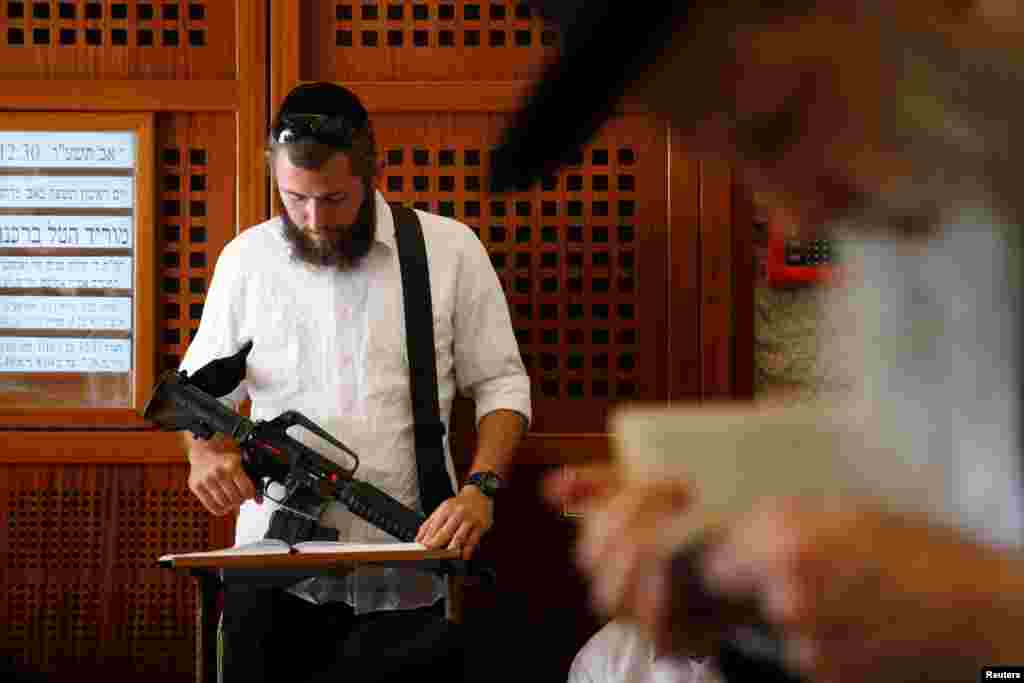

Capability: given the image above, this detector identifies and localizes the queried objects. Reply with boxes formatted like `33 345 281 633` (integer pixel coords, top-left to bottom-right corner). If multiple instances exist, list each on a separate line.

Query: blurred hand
547 466 1024 678
541 462 625 511
543 466 704 650
186 433 258 516
702 498 1024 682
416 485 493 560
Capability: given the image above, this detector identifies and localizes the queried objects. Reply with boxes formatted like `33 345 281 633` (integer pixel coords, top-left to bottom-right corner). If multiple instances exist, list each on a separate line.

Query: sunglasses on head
273 112 357 147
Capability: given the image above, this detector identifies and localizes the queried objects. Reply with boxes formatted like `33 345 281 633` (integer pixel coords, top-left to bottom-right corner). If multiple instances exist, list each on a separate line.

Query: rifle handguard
334 479 426 543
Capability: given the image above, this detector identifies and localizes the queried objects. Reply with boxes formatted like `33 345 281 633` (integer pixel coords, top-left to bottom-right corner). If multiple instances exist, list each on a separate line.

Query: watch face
471 472 501 496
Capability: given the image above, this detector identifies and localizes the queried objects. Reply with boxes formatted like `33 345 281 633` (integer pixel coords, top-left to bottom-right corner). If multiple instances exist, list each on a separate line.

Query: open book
158 539 456 566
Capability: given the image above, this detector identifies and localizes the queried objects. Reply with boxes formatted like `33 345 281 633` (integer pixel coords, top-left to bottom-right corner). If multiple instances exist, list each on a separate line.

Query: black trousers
221 584 465 683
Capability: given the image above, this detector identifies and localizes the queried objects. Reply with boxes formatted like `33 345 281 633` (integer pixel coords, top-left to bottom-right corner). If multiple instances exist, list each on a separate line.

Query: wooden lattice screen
0 0 235 79
302 0 555 81
275 0 673 433
373 112 668 432
0 462 229 677
156 112 238 374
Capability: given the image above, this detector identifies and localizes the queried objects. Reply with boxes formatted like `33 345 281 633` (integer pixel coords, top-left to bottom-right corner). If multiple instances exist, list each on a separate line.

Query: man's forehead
275 148 355 176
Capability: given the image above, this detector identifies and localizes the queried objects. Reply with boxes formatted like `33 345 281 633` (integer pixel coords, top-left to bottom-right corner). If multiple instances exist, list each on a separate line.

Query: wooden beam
0 80 240 111
667 128 702 401
285 81 652 114
517 433 613 465
269 0 302 224
0 430 185 463
270 0 302 114
731 179 756 400
699 159 734 398
237 0 270 231
0 430 611 465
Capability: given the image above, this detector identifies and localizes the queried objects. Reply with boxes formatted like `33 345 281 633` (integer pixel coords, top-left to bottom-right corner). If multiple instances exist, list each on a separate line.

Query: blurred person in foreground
490 2 1024 681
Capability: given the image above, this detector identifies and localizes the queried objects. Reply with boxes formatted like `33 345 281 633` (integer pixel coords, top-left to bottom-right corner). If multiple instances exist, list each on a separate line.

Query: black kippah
272 81 369 136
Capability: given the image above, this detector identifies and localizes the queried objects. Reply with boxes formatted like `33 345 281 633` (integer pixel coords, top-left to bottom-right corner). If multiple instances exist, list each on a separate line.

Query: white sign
0 215 133 249
0 176 133 209
0 296 131 330
0 256 133 289
0 131 134 168
0 336 131 373
0 128 139 381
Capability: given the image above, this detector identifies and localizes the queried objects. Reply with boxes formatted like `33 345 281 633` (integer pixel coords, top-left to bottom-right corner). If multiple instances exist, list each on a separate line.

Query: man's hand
702 498 1024 683
415 485 494 560
185 433 258 516
543 466 698 646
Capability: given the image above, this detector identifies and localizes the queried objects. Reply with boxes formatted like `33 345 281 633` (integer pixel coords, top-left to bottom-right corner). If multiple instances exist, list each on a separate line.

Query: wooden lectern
159 544 467 683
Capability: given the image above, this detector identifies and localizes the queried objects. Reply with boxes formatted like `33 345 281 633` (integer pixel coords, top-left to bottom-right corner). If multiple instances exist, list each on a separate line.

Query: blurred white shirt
829 211 1023 547
568 620 722 683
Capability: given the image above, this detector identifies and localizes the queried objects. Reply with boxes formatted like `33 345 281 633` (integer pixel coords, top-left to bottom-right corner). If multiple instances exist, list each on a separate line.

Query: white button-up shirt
181 191 531 613
568 620 722 683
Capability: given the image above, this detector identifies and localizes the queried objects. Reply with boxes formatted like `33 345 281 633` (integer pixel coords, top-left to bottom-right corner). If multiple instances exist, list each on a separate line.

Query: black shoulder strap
390 202 456 516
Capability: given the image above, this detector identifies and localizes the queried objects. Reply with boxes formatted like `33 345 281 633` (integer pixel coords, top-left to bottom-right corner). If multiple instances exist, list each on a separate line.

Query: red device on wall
764 213 846 287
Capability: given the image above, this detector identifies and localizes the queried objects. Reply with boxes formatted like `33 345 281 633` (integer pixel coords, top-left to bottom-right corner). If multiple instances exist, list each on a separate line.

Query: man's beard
282 194 376 269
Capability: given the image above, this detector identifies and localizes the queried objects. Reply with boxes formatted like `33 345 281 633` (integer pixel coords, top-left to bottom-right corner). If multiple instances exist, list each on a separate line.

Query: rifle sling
391 203 456 517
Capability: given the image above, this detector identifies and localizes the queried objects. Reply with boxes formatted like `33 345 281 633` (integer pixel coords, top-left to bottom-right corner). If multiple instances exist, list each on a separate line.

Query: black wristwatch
465 471 503 499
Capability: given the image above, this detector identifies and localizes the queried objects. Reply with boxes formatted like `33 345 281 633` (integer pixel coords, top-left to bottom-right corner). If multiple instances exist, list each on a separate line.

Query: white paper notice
0 132 134 169
0 129 137 384
0 296 131 330
0 337 131 373
0 256 132 289
0 176 133 209
0 216 133 249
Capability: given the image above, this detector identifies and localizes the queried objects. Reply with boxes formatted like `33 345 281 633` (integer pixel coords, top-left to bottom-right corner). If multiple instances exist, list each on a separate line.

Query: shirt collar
372 189 397 250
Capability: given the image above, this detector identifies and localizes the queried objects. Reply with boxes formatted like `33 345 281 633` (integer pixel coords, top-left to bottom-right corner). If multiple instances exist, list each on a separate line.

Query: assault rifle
141 341 426 544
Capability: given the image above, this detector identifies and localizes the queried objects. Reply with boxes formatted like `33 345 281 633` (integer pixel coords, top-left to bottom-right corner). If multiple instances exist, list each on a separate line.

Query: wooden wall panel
0 462 233 680
668 129 702 401
236 0 270 231
474 461 604 680
700 160 734 398
447 424 611 676
731 180 755 401
0 0 236 80
0 1 266 680
301 0 556 82
373 111 669 433
156 111 238 374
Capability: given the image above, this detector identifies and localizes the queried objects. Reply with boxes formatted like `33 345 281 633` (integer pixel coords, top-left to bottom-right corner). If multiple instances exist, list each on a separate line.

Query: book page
158 539 292 563
292 541 429 554
610 401 949 546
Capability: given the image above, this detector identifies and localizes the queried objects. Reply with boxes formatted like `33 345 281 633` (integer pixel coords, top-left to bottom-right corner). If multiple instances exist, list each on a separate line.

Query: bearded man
180 82 530 683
